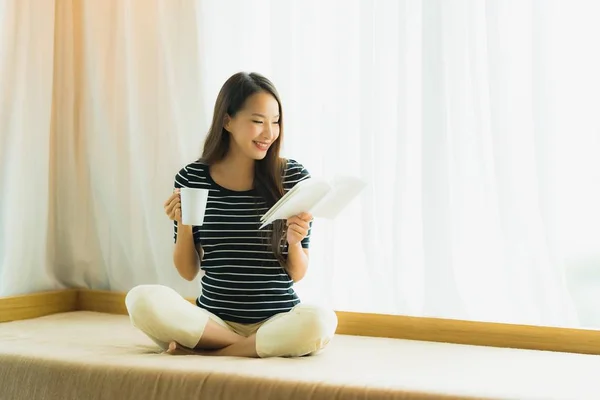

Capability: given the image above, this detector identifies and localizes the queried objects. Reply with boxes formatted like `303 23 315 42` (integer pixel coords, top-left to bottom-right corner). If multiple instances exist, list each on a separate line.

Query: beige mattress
1 311 599 400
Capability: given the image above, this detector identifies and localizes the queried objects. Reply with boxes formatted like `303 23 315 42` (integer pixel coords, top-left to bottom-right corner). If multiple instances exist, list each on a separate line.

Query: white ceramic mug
180 188 209 226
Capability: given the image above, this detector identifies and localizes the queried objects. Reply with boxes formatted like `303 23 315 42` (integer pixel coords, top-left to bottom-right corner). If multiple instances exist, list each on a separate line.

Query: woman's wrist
288 241 303 251
177 223 193 235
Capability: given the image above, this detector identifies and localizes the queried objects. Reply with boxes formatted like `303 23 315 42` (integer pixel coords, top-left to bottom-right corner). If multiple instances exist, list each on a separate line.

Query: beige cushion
1 311 599 399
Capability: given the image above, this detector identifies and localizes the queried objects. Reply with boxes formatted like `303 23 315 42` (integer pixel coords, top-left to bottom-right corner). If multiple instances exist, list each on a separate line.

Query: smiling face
224 91 281 161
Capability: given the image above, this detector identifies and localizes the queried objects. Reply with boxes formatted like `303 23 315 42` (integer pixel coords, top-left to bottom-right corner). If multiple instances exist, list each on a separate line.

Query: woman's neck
211 151 255 191
219 150 254 176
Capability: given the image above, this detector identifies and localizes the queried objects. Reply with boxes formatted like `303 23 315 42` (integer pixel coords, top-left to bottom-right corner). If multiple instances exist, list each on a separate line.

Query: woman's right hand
164 189 182 223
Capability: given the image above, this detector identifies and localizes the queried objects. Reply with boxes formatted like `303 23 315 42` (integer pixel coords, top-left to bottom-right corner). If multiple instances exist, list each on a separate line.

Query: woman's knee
293 304 338 340
256 304 338 358
124 284 209 349
125 284 180 326
125 284 160 319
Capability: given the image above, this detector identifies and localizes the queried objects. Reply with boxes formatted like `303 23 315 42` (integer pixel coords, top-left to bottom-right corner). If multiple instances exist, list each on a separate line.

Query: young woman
125 72 338 358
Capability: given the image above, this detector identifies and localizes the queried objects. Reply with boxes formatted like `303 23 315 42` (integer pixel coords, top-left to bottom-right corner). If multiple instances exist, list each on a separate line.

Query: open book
259 176 367 229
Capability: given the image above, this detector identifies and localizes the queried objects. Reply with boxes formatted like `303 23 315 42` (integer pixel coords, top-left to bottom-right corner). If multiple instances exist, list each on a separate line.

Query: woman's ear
223 114 232 133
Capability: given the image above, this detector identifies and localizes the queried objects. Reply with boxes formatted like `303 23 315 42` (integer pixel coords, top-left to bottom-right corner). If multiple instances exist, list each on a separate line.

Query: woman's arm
285 212 312 282
165 189 201 281
286 243 309 282
173 224 202 281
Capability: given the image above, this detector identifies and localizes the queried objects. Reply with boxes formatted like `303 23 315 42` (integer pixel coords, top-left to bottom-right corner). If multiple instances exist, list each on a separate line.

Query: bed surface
1 311 599 400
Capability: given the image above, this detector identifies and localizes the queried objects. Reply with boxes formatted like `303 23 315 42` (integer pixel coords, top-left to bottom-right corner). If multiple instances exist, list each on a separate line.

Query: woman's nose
263 123 273 139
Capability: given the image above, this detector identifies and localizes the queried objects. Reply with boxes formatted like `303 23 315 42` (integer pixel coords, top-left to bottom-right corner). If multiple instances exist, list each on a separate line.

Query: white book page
260 178 331 228
309 176 367 219
260 179 306 222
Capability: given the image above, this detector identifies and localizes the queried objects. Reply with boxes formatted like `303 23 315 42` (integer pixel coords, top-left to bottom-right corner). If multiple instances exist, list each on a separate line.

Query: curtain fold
1 0 598 328
0 0 58 296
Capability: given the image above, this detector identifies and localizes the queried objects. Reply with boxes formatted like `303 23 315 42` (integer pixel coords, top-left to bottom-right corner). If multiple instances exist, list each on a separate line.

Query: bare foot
165 341 211 356
164 335 259 358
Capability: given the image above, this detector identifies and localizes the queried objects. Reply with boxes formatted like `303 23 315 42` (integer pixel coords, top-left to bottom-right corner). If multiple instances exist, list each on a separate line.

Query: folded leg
255 304 338 358
125 284 241 351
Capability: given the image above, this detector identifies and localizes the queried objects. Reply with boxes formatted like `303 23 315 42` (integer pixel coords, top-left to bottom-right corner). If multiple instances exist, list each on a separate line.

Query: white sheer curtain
1 0 599 328
0 0 58 295
50 0 204 295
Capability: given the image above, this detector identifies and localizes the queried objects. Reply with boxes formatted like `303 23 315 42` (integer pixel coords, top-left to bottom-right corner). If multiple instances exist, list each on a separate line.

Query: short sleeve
172 165 202 245
301 221 313 249
283 159 312 249
173 166 189 190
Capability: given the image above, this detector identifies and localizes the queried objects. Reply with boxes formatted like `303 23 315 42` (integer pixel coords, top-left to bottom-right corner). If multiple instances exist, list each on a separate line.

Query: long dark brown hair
200 72 288 267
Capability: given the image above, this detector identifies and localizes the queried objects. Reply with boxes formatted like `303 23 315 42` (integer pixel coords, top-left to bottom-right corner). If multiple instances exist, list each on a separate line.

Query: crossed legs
125 284 338 358
166 319 260 358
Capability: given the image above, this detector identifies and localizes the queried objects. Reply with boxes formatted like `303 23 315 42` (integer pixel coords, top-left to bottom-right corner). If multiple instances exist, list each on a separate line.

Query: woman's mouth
253 141 270 151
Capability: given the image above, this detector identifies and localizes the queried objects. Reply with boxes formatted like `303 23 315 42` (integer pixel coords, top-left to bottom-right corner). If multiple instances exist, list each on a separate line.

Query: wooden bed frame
2 288 599 355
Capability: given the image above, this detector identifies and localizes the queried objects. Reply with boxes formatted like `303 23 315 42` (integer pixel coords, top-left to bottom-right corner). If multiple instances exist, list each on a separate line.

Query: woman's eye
252 120 263 124
273 121 280 124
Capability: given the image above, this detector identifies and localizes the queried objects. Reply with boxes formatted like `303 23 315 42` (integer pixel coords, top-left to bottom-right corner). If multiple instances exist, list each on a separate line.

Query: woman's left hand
286 212 313 246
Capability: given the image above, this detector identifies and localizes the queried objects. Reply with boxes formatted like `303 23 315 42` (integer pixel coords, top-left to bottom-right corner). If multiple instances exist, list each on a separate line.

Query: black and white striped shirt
173 159 311 324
